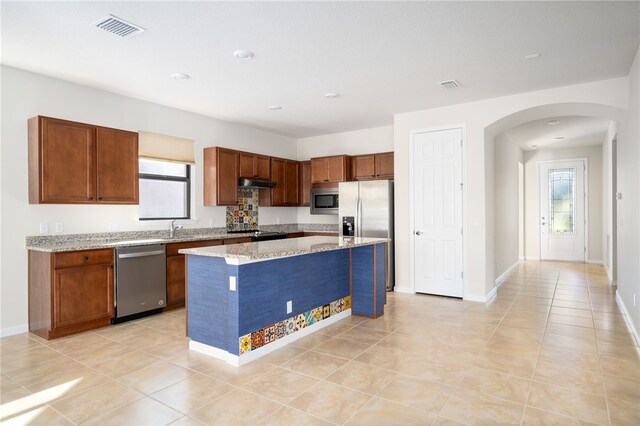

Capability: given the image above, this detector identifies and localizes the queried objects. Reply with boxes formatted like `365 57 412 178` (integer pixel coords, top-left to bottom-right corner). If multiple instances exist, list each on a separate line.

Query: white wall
296 125 394 225
394 77 628 299
616 45 640 337
0 66 300 333
523 145 603 262
494 134 524 279
602 122 617 281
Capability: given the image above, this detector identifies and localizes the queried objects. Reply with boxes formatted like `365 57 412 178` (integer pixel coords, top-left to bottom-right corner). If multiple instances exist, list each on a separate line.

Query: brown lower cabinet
29 248 115 339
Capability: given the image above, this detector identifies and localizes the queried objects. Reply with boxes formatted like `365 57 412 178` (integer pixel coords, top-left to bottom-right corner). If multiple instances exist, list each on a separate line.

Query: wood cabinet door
96 127 139 204
375 152 394 178
238 153 256 178
327 156 348 182
255 155 271 179
270 158 286 206
40 117 96 203
217 148 239 205
285 160 300 205
310 158 328 183
300 161 311 206
53 264 114 329
166 255 186 309
353 155 376 180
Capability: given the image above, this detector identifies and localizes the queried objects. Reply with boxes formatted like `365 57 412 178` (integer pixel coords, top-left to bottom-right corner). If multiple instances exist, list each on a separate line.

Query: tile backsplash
226 188 259 231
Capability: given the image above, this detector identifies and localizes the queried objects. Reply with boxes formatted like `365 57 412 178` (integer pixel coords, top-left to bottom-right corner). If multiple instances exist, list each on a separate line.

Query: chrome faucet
169 220 183 238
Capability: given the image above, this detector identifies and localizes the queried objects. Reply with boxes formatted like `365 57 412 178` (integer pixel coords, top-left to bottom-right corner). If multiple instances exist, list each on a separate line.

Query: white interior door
539 160 586 261
412 128 463 297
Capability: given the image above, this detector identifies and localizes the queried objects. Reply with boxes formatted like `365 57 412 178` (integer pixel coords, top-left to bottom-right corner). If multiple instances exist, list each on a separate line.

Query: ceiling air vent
439 79 461 90
94 15 145 38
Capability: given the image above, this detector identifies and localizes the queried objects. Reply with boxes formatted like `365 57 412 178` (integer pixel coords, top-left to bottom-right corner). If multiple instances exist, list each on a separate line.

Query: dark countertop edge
179 237 390 260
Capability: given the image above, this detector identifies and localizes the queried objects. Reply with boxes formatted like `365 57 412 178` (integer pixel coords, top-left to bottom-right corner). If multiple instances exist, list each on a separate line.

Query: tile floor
1 261 639 425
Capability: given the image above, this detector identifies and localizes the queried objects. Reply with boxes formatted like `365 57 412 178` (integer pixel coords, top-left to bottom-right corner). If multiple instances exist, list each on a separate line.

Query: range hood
238 177 276 188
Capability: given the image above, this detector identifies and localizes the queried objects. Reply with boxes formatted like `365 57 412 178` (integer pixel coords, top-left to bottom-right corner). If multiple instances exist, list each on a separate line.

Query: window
139 159 191 220
548 168 575 234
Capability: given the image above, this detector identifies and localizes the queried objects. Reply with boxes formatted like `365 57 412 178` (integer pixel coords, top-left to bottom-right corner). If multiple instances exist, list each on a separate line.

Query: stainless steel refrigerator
339 180 394 291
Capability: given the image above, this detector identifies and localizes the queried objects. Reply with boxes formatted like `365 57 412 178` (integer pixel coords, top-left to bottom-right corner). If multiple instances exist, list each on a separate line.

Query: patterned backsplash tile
226 188 259 231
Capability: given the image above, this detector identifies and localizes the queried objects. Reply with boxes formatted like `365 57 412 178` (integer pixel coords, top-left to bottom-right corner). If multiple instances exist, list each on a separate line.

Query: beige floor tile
242 367 317 404
142 338 191 360
376 374 454 413
168 350 232 373
47 332 113 357
290 332 334 349
0 334 47 356
191 389 283 425
473 349 538 379
552 299 592 310
50 380 144 424
607 395 640 426
259 344 308 366
201 358 273 386
325 360 397 394
259 406 332 425
550 306 593 318
150 373 234 413
598 340 640 361
548 313 594 328
599 355 640 382
86 350 163 379
399 359 468 387
2 406 74 426
1 345 69 374
602 374 640 403
431 416 469 425
289 381 372 424
345 396 437 425
4 357 84 388
336 326 390 344
483 334 541 355
527 380 609 425
168 415 205 425
545 322 596 340
534 356 605 395
522 407 597 425
118 360 195 394
457 367 531 404
83 396 183 425
71 341 135 367
595 328 638 347
439 388 524 425
312 337 372 359
281 350 348 379
23 366 112 401
542 332 599 354
353 345 419 372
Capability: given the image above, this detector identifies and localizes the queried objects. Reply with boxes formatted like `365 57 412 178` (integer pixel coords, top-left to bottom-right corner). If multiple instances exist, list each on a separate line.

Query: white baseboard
0 324 28 338
526 257 540 261
615 291 640 346
393 286 413 294
519 256 526 261
190 310 352 366
495 261 521 288
464 287 497 303
587 259 603 265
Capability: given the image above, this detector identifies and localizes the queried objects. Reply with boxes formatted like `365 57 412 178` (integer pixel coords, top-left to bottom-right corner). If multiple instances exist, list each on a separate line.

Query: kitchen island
180 236 388 366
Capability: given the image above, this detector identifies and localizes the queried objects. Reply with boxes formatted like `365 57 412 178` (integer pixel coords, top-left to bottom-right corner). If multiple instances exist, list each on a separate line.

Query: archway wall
393 77 628 300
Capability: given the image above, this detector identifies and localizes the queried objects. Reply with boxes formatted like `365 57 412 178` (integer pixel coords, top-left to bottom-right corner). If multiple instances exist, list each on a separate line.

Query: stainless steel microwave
310 187 339 215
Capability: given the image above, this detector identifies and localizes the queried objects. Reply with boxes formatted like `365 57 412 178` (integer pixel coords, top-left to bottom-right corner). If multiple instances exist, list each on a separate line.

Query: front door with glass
539 160 586 262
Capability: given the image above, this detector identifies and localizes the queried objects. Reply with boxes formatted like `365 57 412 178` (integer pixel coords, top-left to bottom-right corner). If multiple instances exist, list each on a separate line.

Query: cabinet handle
83 256 89 261
254 175 258 178
324 179 329 182
371 174 375 177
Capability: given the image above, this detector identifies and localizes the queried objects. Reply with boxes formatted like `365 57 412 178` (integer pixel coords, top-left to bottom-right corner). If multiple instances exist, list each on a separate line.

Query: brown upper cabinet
352 151 394 180
239 152 270 180
271 158 300 206
28 116 138 204
299 160 311 206
204 147 239 206
310 155 351 183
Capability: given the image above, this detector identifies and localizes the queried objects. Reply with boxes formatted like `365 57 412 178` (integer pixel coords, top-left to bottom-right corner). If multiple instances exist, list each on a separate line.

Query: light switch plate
55 223 63 233
39 223 48 234
229 276 237 291
287 300 292 314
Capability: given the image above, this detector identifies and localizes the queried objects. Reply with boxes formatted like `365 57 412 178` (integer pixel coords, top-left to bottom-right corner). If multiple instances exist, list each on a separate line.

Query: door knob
415 231 422 235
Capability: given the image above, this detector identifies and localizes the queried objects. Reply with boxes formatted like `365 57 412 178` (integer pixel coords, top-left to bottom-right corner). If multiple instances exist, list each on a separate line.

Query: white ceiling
1 1 639 138
502 116 611 151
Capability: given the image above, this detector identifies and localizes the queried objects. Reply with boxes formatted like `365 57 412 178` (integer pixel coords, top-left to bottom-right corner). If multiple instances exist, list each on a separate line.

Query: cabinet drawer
166 239 222 256
224 237 252 245
54 248 114 269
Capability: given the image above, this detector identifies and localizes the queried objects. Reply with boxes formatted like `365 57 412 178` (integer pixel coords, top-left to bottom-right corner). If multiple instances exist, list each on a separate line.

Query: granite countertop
179 236 389 261
25 224 338 252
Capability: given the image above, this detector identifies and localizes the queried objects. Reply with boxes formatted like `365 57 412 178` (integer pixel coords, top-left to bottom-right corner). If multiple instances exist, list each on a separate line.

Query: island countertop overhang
179 235 389 263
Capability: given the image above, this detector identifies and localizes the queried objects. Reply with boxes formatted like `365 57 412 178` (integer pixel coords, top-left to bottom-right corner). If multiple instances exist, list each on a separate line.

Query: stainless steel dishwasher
114 244 166 323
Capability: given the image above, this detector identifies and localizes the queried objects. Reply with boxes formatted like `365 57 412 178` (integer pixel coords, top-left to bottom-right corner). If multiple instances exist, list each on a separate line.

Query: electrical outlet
55 223 63 233
286 300 292 314
108 222 119 231
229 276 237 291
276 217 281 225
209 219 214 227
39 223 48 234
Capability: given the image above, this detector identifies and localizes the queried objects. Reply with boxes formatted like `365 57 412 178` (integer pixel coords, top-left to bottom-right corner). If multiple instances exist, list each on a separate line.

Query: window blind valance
138 131 195 164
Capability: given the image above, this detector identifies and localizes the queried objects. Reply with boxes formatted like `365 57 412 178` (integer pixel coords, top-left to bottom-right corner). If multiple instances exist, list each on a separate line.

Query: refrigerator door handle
356 197 362 237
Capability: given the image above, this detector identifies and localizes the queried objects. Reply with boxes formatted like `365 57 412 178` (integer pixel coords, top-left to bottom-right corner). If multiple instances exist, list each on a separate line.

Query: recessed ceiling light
554 137 565 140
171 73 190 80
233 50 254 60
525 53 541 60
546 120 560 125
325 92 340 98
268 105 282 111
531 145 538 149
